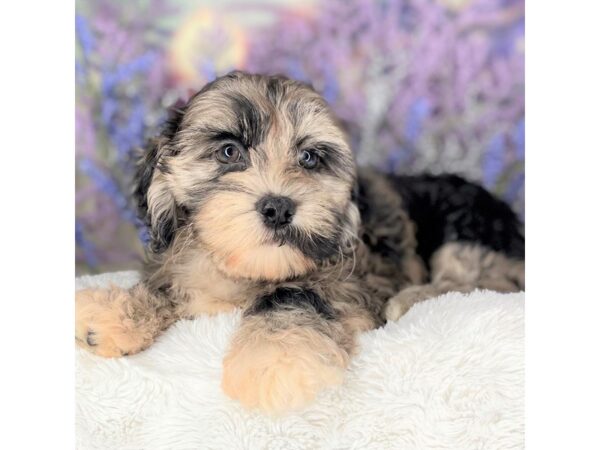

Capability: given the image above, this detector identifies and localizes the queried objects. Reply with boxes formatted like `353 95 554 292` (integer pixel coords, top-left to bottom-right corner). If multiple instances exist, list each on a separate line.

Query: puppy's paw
384 285 437 322
221 331 347 414
75 289 151 358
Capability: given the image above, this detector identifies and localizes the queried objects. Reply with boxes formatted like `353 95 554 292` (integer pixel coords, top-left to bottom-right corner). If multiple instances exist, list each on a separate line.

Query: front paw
221 329 348 414
75 289 151 358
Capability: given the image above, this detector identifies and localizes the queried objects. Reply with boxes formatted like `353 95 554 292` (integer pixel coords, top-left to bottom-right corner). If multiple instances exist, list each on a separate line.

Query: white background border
1 0 600 448
526 0 600 448
0 1 74 448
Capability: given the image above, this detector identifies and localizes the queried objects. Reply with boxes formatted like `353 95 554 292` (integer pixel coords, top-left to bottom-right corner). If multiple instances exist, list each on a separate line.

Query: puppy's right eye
298 149 319 169
215 144 242 164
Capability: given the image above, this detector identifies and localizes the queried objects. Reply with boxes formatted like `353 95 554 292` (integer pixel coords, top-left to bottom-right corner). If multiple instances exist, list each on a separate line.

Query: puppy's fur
76 72 524 414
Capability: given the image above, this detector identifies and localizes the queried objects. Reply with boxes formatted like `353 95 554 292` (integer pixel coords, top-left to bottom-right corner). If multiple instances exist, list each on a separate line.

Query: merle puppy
75 71 524 414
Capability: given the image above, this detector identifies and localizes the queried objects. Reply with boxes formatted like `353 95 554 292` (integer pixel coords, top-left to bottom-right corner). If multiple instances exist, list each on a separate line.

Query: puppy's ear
133 106 186 253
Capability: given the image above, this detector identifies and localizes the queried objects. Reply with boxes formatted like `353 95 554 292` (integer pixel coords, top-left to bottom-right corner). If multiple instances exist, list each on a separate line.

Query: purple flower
404 97 431 143
75 14 95 57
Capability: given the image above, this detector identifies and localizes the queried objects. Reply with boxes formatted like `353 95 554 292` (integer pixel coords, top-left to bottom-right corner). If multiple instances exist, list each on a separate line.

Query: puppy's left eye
299 149 319 169
215 144 242 164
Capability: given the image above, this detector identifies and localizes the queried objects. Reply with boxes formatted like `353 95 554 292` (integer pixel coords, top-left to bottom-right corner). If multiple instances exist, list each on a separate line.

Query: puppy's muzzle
256 196 296 229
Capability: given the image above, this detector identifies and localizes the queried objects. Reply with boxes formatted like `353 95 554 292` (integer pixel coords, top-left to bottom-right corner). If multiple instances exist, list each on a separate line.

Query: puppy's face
136 72 358 281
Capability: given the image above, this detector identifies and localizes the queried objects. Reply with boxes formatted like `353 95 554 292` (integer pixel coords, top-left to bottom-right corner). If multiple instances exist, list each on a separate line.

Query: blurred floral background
76 0 524 275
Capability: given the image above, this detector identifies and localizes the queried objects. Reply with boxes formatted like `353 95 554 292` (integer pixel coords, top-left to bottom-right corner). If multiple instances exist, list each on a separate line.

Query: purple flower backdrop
76 0 524 274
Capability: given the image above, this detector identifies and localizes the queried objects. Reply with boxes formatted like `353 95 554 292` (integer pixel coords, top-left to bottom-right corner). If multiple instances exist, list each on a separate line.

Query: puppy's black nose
256 196 296 228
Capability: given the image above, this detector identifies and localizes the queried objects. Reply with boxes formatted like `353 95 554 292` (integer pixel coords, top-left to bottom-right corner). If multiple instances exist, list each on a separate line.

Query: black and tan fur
75 71 524 414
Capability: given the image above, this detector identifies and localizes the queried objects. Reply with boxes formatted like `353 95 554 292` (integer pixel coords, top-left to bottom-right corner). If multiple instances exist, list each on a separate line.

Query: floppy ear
133 106 186 253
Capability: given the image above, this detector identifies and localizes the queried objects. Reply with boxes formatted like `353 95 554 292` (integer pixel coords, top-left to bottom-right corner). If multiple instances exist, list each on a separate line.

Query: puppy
75 71 524 414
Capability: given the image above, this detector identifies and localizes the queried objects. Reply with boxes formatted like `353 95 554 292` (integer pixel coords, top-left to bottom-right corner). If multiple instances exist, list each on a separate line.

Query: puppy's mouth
262 223 339 262
263 225 292 247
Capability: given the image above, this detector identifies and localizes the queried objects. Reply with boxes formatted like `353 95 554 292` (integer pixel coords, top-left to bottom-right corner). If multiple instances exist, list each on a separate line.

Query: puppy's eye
215 144 242 164
299 149 319 169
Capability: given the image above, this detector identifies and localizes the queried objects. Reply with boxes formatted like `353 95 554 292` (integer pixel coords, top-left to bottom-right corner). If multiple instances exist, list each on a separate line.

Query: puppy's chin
218 243 317 281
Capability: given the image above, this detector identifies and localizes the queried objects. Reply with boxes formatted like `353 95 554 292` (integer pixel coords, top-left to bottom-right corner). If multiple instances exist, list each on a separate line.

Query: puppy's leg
75 283 176 357
385 243 524 321
221 287 359 414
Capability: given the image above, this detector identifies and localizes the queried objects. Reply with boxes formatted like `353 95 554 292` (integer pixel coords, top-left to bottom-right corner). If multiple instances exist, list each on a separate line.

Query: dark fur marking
184 125 244 146
277 219 343 261
133 139 160 224
385 173 525 264
225 93 268 148
354 177 407 265
247 287 336 319
361 233 405 264
150 210 177 253
133 102 190 254
162 106 187 141
133 140 180 253
156 283 172 296
266 76 286 105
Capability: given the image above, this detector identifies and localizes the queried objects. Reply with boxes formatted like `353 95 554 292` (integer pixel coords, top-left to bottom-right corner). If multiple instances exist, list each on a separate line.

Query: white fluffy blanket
76 272 524 450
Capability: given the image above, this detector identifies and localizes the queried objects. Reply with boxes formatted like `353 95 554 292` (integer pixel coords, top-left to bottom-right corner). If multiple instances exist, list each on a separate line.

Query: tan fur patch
76 288 161 357
165 250 251 317
222 318 349 414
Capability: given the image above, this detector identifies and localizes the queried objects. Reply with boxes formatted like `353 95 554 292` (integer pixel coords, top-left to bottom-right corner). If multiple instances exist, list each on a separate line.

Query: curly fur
75 71 525 413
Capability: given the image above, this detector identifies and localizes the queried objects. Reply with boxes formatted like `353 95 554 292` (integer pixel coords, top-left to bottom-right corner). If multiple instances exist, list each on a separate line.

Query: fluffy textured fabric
76 272 524 450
